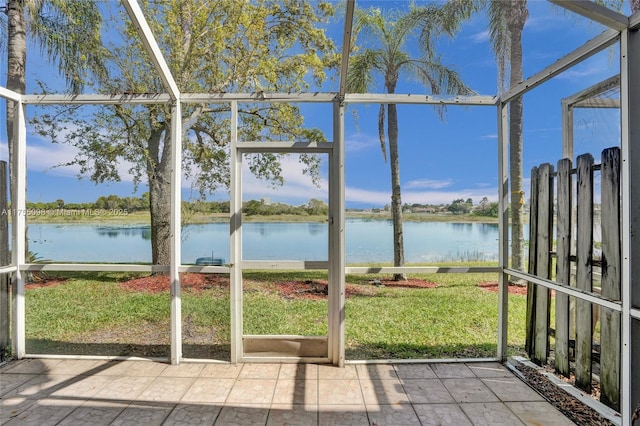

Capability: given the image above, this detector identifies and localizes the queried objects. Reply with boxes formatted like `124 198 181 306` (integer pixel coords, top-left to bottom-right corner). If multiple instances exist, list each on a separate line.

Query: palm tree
435 0 528 274
4 0 107 218
347 5 473 280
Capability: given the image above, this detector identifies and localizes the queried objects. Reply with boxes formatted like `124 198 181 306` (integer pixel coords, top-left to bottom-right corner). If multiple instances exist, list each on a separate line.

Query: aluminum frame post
230 101 243 363
11 102 27 359
170 101 182 365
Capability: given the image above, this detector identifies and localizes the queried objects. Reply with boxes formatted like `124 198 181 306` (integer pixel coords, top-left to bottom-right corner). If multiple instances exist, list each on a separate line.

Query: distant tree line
26 195 329 217
26 193 151 212
393 196 499 218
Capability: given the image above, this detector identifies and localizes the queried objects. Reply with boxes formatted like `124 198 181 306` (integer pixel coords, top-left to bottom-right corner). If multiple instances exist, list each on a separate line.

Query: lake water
25 219 502 264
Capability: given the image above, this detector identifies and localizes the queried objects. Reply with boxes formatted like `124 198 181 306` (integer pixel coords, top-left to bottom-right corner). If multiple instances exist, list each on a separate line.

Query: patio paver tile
366 402 421 425
162 403 222 426
506 401 576 425
214 403 270 425
121 361 168 377
239 362 281 379
460 402 526 426
0 397 38 424
401 378 455 404
0 373 39 396
318 364 358 380
3 397 86 426
318 378 364 405
360 377 411 405
1 374 74 399
267 404 318 426
160 363 205 377
317 404 368 426
413 402 473 426
278 363 318 380
481 377 545 402
394 363 437 379
467 362 514 378
442 378 500 403
57 400 128 426
226 378 277 404
50 374 114 398
199 363 243 379
181 377 235 403
110 401 174 426
356 363 398 380
93 375 155 400
272 379 318 405
137 377 194 402
432 363 476 379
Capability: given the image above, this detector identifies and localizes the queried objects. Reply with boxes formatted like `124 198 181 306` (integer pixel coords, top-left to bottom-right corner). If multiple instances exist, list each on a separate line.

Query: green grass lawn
23 269 526 360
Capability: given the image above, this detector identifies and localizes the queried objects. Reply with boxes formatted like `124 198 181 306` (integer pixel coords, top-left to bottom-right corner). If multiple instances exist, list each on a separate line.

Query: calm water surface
26 219 502 264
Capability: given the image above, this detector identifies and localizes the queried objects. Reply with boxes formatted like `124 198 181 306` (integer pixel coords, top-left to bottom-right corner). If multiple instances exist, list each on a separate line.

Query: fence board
534 163 553 364
600 147 621 410
0 161 8 361
575 153 594 392
555 158 573 377
526 166 539 356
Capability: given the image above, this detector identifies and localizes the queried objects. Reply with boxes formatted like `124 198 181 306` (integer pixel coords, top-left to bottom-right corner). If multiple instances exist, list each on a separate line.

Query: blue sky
0 0 626 209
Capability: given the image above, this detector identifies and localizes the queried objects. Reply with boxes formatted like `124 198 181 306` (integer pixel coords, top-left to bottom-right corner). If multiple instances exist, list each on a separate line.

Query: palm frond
28 0 110 93
347 49 382 93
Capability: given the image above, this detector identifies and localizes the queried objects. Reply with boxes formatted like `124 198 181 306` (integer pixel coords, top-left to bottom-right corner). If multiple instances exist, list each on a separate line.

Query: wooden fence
1 161 9 361
526 147 621 411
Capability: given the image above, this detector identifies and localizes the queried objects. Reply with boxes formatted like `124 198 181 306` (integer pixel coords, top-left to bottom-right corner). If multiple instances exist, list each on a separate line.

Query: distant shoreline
17 209 499 225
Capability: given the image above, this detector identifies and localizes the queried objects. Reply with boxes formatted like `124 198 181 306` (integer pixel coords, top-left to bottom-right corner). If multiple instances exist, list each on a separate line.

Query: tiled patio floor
0 358 575 425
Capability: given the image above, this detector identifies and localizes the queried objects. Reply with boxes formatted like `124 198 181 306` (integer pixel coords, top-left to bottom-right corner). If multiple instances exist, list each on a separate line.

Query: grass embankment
25 268 526 360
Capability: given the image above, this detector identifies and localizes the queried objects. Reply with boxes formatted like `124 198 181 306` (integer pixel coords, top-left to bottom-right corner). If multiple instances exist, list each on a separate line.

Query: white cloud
405 179 453 190
241 155 328 204
345 132 379 153
26 136 139 183
470 30 489 44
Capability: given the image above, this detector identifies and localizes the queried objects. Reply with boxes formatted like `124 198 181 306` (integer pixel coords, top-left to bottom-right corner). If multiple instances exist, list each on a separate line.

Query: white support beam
631 11 640 29
22 93 172 105
563 74 620 107
338 0 355 98
497 101 510 361
561 99 574 160
181 92 337 104
0 86 22 102
329 102 346 367
229 101 243 363
241 261 328 270
505 268 623 312
236 142 334 153
345 266 500 274
573 98 620 108
169 101 182 365
620 26 640 426
121 0 180 100
11 103 27 359
550 0 629 31
502 29 619 103
344 93 498 105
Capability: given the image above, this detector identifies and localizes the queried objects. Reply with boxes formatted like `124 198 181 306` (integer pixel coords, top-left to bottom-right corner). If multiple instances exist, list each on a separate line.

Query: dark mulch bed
515 363 617 426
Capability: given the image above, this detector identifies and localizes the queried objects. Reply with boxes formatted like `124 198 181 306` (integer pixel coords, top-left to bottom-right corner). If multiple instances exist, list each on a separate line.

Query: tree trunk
147 127 172 266
387 103 406 281
6 1 26 208
508 1 527 274
6 0 30 271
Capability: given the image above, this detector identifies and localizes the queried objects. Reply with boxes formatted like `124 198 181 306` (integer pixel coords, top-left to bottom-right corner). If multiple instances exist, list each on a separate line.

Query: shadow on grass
25 339 231 361
346 341 500 360
26 339 511 362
